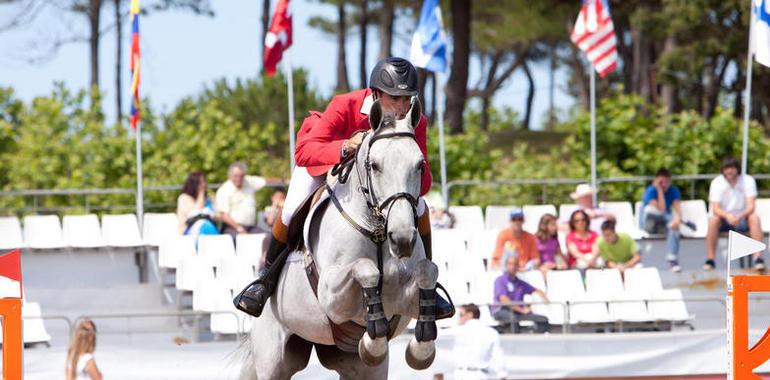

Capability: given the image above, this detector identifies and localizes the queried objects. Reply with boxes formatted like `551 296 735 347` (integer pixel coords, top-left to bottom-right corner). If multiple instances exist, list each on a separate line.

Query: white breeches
281 166 426 226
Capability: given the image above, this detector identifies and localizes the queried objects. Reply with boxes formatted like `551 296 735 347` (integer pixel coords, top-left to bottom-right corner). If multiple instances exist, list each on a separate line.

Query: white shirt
74 353 94 380
709 174 757 215
215 176 267 226
451 319 505 379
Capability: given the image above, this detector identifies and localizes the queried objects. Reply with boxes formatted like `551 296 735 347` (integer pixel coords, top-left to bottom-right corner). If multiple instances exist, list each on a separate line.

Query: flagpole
742 2 755 175
286 49 296 171
135 121 144 233
436 73 448 206
590 65 597 206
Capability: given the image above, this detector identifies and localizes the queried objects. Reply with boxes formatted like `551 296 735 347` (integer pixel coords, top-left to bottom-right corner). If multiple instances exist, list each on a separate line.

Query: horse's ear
409 98 422 128
369 100 383 131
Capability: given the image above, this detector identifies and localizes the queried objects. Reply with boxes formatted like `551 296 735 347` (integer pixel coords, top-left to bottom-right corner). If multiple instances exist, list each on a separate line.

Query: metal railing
72 310 246 340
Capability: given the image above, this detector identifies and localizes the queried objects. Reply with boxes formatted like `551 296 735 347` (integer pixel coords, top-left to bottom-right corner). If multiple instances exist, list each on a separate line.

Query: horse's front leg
405 259 438 370
318 257 389 366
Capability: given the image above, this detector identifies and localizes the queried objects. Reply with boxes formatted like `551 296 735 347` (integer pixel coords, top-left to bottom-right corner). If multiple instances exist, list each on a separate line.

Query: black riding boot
420 231 455 320
233 236 287 317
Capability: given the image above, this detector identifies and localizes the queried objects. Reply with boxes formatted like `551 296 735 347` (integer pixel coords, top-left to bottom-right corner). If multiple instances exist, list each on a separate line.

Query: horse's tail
236 333 257 380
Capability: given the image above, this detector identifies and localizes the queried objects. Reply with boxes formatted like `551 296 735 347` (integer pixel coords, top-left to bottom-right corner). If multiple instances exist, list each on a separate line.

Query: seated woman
566 209 600 269
177 172 219 241
535 213 567 273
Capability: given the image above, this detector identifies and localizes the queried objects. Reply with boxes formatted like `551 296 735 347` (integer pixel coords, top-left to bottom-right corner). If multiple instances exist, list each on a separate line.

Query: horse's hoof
358 335 388 367
405 338 435 370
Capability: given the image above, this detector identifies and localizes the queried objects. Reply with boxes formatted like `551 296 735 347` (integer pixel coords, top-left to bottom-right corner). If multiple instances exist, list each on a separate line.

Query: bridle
327 127 421 246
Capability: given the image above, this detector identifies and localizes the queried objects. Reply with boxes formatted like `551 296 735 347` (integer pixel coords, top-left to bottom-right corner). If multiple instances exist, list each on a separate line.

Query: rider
234 57 454 320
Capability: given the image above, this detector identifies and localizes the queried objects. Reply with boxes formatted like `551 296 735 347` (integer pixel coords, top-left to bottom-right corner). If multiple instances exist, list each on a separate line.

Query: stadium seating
522 204 557 234
448 206 484 232
193 277 227 312
143 212 179 246
23 215 65 249
62 214 104 248
624 267 663 296
235 233 267 265
679 200 708 238
432 228 466 273
600 202 643 239
0 216 24 250
545 270 584 301
176 255 209 291
518 270 546 292
608 290 652 323
101 214 144 247
158 235 196 269
219 255 256 291
21 302 52 344
648 288 692 322
484 205 518 230
210 292 252 335
570 292 612 324
558 204 579 222
584 269 624 299
197 235 236 270
466 229 499 270
754 198 770 234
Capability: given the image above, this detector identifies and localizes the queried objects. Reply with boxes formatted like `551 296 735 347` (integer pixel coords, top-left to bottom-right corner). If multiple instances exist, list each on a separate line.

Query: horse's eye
416 161 425 172
370 162 381 172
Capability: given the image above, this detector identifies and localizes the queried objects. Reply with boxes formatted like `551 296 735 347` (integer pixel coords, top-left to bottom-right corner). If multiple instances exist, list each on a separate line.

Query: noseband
327 129 420 245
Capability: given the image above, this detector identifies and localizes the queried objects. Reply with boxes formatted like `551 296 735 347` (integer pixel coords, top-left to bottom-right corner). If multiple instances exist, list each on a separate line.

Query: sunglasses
511 217 524 221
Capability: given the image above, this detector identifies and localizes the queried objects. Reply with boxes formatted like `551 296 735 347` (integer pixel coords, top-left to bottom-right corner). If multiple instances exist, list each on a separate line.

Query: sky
0 1 576 130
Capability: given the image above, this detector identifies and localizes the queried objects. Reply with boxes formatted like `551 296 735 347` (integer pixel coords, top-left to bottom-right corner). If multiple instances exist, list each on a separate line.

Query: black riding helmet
369 57 419 97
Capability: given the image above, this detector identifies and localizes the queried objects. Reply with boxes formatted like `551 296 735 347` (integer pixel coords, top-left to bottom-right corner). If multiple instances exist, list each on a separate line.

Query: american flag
571 0 617 78
129 0 141 129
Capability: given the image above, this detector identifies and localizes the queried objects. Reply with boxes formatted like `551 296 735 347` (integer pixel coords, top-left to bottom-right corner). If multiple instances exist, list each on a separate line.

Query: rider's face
376 91 412 120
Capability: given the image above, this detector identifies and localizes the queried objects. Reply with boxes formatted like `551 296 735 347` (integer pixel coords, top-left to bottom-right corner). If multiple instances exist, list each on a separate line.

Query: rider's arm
414 116 433 196
295 96 350 168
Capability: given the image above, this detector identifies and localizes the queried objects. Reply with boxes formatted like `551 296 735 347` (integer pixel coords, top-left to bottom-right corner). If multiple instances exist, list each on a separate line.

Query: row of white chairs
442 267 690 326
451 198 770 239
0 213 178 250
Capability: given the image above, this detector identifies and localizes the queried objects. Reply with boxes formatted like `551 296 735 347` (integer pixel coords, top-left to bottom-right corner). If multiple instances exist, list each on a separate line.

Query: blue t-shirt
642 185 681 213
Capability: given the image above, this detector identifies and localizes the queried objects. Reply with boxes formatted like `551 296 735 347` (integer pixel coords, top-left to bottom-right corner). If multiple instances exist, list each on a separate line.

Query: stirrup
435 282 455 320
233 277 273 318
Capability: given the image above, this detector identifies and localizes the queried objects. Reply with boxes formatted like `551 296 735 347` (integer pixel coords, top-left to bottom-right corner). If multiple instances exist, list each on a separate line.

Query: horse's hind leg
315 344 388 380
247 308 312 380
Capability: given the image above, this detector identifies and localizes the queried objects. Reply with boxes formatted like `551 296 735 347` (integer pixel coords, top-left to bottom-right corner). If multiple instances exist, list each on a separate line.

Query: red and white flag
264 0 292 76
571 0 617 77
0 249 22 299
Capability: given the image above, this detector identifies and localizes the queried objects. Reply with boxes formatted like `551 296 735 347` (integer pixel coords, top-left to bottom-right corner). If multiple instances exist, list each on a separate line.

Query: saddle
282 183 400 354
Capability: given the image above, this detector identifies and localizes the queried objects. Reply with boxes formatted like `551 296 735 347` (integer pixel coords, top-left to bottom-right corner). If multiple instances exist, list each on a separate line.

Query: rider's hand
342 131 366 157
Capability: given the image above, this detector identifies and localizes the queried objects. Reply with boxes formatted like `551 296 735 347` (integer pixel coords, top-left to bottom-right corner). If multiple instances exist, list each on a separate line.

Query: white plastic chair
452 252 486 283
545 270 585 302
218 254 256 291
484 205 518 230
518 270 546 293
235 233 267 265
466 229 500 270
624 267 663 296
158 235 196 269
432 229 466 274
193 277 226 312
176 255 211 291
210 292 252 334
101 214 144 247
522 204 557 234
0 217 24 250
469 272 499 306
558 204 580 221
23 215 65 249
754 198 770 233
448 206 484 232
609 290 652 322
197 234 236 270
62 214 104 248
570 292 612 324
584 269 624 299
600 202 643 239
21 302 52 344
648 288 692 322
143 213 179 246
679 200 708 238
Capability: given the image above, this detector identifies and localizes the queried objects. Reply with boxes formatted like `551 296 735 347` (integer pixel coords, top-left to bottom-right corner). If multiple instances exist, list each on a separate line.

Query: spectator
492 255 550 333
425 191 455 229
216 162 283 239
177 172 219 239
535 213 567 272
596 220 641 274
451 304 505 379
566 209 600 269
561 183 614 232
705 156 766 270
491 209 539 271
264 188 286 228
66 319 102 380
641 168 694 272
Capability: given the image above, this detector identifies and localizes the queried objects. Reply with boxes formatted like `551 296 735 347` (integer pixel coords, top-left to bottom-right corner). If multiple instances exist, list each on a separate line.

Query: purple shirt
492 274 536 313
537 238 559 264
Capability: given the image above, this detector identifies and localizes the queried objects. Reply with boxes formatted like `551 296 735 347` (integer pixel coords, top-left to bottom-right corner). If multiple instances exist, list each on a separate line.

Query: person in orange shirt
491 209 539 271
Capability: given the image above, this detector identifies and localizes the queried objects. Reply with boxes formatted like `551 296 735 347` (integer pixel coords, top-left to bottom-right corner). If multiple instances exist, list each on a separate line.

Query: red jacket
295 88 432 195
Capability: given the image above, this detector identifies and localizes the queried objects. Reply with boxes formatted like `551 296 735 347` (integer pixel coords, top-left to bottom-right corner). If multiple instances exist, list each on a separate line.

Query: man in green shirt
596 220 641 273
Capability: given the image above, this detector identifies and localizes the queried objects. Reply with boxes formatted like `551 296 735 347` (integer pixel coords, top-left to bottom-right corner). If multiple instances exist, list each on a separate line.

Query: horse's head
358 98 424 259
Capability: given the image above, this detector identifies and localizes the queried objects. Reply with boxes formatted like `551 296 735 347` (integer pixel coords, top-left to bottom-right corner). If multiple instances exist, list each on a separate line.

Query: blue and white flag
410 0 448 73
753 0 770 67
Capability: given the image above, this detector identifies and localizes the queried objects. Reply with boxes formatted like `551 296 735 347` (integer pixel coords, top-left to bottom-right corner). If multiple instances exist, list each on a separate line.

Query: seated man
491 209 539 271
492 255 549 333
559 183 614 232
705 156 765 271
641 168 693 272
216 162 283 239
451 304 505 379
596 220 641 274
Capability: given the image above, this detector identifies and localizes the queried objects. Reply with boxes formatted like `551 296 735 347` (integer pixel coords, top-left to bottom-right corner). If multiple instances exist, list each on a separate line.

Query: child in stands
535 213 567 273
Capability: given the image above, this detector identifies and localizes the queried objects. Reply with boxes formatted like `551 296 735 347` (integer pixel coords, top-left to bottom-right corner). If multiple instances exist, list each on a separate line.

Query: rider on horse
234 57 454 320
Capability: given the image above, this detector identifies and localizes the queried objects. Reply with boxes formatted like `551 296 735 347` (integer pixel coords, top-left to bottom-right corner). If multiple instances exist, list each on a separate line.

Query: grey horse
240 100 439 379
